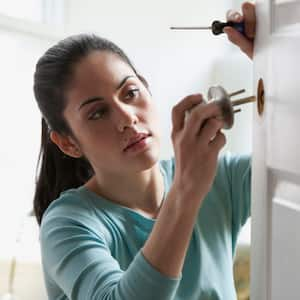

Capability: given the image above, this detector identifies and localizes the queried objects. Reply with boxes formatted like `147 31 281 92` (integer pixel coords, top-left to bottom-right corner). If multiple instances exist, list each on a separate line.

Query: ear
50 131 83 158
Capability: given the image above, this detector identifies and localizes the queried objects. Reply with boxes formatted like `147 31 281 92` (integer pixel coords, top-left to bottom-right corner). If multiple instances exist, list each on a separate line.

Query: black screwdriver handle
211 20 245 35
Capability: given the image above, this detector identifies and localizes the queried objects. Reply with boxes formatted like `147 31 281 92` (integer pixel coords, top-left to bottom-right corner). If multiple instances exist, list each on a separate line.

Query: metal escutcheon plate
207 85 234 129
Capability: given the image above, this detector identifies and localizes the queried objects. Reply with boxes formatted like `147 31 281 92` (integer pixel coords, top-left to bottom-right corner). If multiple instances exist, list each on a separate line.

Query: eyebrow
78 75 134 110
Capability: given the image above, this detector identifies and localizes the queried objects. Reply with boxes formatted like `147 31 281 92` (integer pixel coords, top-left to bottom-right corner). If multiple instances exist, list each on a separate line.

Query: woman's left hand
224 2 256 60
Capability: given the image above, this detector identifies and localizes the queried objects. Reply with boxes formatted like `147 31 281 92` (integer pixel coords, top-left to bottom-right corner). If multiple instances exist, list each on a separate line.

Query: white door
251 0 300 299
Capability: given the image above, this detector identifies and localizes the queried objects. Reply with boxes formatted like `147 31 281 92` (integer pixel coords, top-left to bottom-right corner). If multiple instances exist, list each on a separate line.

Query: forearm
143 90 225 278
142 184 204 278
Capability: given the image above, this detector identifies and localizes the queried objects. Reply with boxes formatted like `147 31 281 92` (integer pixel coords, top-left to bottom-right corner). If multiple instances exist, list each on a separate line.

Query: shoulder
159 153 251 183
200 152 252 207
40 187 110 246
216 152 251 182
41 187 96 226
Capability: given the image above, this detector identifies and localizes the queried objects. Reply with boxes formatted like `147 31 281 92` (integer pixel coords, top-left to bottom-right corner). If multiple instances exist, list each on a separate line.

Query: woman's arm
143 95 226 277
224 2 256 59
41 200 181 300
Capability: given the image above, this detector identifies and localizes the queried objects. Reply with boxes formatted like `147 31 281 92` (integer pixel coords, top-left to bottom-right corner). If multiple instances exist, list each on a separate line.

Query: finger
226 9 244 23
223 26 253 59
242 2 256 39
172 94 203 133
184 102 222 137
209 131 226 152
198 118 224 144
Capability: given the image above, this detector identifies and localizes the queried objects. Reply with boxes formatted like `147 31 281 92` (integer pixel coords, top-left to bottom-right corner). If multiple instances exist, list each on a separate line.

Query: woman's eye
88 108 107 120
125 88 139 100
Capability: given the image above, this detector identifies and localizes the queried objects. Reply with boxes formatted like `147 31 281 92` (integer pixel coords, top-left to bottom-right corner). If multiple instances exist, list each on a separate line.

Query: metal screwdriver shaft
170 26 212 30
170 20 245 36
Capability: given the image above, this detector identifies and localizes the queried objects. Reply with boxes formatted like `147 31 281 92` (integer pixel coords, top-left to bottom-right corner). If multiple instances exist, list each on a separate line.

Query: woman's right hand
171 94 226 207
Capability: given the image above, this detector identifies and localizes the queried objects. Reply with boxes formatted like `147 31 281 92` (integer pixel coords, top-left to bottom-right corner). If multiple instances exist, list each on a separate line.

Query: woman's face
63 51 161 175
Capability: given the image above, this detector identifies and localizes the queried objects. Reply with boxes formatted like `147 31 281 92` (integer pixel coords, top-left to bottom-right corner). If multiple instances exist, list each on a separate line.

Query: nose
113 102 139 132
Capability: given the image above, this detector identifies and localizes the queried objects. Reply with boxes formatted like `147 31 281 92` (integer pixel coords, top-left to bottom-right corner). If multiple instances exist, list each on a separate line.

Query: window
0 0 64 26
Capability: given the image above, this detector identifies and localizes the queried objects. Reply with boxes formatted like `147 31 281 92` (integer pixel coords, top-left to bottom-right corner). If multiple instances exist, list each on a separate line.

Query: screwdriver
170 20 245 36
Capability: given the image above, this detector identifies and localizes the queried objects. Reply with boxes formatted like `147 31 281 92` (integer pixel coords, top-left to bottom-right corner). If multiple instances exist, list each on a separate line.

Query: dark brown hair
33 34 148 225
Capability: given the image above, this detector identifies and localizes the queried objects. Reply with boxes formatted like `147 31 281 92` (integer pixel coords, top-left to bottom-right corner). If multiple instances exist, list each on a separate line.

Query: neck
85 162 165 218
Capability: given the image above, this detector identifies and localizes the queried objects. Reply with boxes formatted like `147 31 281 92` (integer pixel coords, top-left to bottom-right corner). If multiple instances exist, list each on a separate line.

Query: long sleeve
222 153 252 249
40 200 181 300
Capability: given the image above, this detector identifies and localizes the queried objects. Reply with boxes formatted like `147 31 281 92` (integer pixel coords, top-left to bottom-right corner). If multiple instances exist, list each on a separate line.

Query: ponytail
33 118 93 225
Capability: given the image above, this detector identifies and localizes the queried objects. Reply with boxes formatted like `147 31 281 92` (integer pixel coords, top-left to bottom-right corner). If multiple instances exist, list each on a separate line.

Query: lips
123 133 151 151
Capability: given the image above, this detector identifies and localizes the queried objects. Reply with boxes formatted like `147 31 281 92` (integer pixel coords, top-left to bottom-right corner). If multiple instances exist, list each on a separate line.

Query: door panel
251 0 300 299
272 194 300 299
272 0 300 31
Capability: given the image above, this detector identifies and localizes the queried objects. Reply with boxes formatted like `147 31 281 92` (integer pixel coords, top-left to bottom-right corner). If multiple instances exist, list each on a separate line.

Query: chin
145 151 160 167
133 147 160 172
145 136 161 164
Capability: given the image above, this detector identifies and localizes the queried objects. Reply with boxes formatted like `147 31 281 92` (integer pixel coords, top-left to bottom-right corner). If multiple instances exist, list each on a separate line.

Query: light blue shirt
40 153 251 300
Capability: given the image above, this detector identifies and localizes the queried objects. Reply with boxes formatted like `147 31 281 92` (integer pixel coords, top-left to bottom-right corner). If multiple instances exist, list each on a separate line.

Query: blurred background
0 0 252 299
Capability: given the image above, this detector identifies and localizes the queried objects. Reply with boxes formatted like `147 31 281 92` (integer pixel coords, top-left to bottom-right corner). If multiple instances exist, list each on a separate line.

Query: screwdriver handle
212 20 245 35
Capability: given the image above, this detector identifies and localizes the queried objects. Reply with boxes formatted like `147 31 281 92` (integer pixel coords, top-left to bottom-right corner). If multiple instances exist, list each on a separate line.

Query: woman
34 3 256 299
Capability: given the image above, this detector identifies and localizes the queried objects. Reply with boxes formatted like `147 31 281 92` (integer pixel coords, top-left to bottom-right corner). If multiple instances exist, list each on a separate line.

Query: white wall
0 28 54 298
